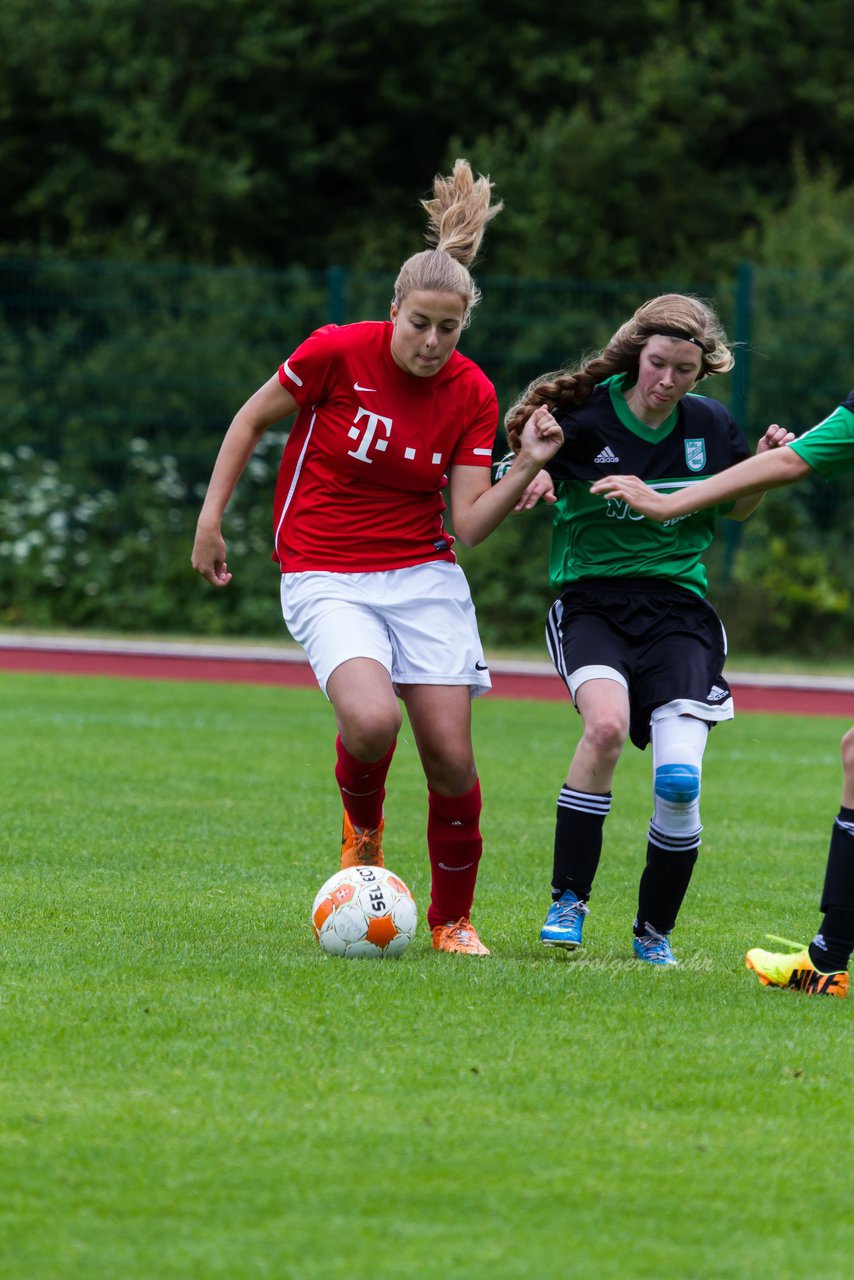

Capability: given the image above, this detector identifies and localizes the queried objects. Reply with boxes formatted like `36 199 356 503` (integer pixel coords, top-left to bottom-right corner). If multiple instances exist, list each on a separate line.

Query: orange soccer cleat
745 944 849 998
431 917 491 956
340 813 385 869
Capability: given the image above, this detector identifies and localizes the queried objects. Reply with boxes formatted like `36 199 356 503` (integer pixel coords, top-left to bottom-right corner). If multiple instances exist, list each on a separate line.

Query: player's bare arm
449 406 562 545
192 376 298 586
590 425 808 523
513 467 557 511
726 423 799 520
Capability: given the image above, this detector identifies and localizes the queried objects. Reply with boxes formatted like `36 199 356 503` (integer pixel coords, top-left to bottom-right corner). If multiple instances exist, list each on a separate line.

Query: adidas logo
707 685 728 702
594 446 620 464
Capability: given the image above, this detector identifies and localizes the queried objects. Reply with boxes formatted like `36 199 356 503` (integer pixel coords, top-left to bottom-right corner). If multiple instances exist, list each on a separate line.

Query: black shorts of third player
546 577 732 750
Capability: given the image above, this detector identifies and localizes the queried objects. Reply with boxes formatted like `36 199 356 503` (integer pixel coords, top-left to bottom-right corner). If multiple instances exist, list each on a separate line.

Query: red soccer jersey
272 321 498 572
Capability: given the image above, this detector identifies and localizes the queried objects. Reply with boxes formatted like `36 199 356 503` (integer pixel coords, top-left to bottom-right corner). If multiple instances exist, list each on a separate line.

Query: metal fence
3 254 850 450
2 257 852 463
1 256 851 649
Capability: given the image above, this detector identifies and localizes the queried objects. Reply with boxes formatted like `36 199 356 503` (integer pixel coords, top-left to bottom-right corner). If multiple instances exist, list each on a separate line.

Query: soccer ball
311 865 417 959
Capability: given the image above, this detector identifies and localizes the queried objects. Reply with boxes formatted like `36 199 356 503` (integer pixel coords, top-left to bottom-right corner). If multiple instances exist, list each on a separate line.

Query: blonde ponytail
393 160 503 326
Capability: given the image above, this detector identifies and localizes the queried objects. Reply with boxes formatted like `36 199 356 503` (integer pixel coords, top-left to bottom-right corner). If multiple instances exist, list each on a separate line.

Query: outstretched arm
725 423 799 521
590 427 811 523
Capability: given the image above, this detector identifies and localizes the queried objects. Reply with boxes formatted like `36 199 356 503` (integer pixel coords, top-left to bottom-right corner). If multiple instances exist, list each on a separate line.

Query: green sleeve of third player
789 402 854 478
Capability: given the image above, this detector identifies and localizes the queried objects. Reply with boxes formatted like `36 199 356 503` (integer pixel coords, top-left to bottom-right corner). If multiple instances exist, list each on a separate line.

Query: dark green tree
1 0 853 279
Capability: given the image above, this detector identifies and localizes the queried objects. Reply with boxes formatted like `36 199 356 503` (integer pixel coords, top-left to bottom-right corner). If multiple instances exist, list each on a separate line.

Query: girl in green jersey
503 293 792 967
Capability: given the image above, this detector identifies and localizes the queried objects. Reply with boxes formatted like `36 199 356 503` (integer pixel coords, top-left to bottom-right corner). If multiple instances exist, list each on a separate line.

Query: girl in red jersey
192 160 562 955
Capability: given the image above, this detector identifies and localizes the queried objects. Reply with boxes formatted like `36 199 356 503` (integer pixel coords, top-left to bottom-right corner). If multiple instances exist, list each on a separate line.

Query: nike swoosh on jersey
353 382 377 392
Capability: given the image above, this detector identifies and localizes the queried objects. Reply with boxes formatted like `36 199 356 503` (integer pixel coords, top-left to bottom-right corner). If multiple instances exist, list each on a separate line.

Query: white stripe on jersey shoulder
797 409 841 438
282 359 303 387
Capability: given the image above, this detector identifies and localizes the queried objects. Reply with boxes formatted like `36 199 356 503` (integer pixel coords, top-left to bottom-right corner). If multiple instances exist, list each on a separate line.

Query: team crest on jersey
685 438 706 472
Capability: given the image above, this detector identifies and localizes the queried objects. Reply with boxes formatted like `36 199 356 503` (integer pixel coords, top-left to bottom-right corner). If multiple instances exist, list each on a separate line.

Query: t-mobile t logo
347 407 393 463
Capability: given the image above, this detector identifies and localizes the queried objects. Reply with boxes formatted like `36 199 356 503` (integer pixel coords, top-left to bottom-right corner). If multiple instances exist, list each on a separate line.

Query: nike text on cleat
745 945 849 997
431 917 490 955
540 889 588 950
341 812 385 868
633 922 678 966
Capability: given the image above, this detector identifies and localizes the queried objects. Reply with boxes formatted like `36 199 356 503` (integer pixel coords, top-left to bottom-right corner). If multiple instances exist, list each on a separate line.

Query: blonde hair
504 293 735 448
392 159 503 327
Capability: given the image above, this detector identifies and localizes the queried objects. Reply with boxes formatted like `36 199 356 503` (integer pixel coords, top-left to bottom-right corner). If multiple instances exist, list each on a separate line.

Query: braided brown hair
504 293 735 449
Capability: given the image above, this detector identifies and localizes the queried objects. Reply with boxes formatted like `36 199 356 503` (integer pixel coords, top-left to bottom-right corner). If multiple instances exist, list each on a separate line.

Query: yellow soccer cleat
431 917 491 956
745 944 849 998
340 813 385 869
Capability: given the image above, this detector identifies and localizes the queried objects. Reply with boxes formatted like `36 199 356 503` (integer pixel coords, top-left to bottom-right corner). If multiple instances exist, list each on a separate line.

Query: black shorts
545 577 733 750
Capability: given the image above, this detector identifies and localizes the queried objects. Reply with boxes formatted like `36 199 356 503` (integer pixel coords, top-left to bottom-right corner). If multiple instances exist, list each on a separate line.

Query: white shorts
280 562 492 699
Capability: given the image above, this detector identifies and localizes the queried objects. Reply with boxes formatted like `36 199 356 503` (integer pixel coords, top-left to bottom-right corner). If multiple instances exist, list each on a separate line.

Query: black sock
809 809 854 972
635 843 698 936
809 916 854 973
551 787 611 900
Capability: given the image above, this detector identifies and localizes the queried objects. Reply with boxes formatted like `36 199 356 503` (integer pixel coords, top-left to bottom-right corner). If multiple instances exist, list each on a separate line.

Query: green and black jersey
789 389 854 478
546 375 751 597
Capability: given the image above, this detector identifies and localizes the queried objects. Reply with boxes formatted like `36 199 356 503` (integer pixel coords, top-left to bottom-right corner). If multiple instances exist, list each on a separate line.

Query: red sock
426 780 483 930
334 735 395 830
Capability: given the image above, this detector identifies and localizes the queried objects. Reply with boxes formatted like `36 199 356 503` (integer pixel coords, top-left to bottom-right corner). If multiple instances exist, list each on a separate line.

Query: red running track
0 644 852 717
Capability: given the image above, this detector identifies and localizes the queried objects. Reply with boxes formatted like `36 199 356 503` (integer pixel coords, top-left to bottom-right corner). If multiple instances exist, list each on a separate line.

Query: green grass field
1 671 851 1280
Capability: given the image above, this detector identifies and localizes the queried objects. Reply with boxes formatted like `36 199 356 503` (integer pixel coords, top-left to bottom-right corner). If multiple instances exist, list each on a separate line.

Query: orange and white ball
311 865 417 958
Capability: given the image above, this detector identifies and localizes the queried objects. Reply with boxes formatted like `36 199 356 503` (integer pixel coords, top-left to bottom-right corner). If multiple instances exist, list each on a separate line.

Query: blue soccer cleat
540 889 589 950
632 921 678 966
